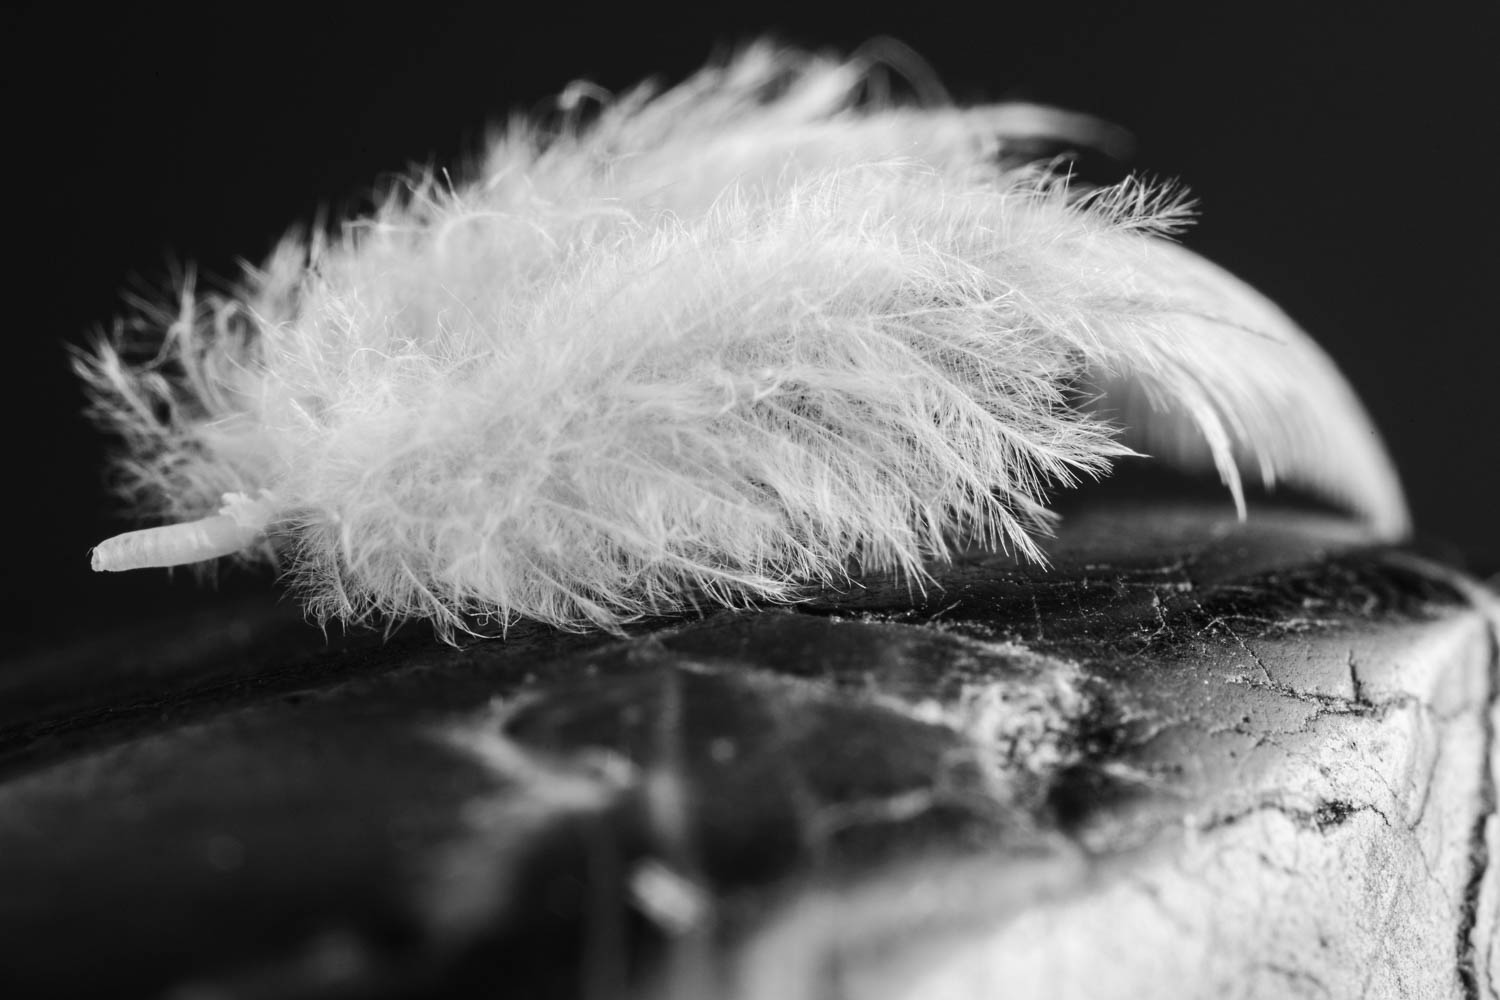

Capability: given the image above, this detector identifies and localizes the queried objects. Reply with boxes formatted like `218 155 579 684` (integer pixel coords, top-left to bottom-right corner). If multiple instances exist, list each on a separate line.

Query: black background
5 1 1497 654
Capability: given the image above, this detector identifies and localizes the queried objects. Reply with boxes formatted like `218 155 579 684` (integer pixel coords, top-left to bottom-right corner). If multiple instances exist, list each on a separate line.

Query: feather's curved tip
89 546 105 573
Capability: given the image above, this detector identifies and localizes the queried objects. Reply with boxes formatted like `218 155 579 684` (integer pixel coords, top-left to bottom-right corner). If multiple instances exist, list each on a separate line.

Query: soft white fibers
80 45 1408 635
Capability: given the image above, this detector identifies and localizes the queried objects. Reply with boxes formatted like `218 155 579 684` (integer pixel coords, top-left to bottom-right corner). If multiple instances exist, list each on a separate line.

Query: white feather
78 44 1408 635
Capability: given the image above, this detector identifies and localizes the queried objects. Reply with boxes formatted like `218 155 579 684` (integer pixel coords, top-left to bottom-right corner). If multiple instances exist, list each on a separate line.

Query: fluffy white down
80 44 1408 634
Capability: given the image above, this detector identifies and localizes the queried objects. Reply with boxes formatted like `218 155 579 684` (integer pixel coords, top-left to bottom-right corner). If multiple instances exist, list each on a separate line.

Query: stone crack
1456 621 1499 1000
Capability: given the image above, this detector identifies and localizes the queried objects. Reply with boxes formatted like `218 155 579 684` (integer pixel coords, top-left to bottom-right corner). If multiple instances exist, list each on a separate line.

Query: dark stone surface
0 498 1494 999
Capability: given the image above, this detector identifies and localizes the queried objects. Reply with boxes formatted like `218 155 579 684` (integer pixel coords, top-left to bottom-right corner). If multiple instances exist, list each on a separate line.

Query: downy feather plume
80 44 1409 636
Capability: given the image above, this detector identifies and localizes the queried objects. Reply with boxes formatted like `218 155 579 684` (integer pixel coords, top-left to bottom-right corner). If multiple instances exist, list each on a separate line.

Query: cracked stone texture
0 498 1495 999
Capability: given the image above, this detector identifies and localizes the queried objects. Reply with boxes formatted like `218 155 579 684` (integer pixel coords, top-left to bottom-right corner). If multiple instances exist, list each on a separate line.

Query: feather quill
80 44 1408 635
